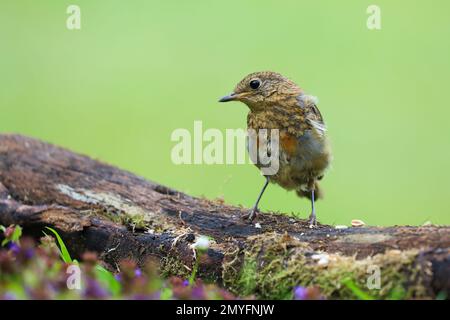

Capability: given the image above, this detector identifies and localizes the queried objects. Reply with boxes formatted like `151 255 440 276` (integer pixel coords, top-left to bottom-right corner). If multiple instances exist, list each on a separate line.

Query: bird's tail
296 182 323 200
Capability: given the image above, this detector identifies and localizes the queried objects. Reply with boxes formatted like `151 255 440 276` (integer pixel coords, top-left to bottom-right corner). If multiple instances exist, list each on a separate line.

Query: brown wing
297 95 326 134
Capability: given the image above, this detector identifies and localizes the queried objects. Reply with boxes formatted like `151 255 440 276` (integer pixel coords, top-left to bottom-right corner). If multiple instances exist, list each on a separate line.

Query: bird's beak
218 92 237 103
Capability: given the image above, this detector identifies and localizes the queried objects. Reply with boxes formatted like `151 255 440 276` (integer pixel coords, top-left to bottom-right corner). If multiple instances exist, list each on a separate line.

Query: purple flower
83 279 109 299
182 279 190 287
23 248 35 260
294 286 308 300
6 242 20 255
134 268 142 277
2 292 16 300
114 274 122 282
191 286 206 299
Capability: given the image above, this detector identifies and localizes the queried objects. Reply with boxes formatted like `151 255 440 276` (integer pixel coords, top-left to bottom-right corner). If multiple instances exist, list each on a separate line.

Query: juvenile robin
219 71 332 226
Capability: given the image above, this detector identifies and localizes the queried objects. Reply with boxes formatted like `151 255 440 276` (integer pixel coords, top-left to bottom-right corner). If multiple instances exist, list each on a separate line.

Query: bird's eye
249 79 261 90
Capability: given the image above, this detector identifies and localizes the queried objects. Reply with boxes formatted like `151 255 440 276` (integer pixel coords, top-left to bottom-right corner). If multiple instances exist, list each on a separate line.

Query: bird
219 71 332 226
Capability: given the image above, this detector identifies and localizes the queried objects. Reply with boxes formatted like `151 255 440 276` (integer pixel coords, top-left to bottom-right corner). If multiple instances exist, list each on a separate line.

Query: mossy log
0 134 449 299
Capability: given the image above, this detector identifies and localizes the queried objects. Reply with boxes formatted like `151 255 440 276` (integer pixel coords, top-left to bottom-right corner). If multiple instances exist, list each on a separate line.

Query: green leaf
160 287 173 300
95 265 121 297
342 278 375 300
11 225 22 242
45 227 72 263
188 258 199 286
1 225 22 247
387 285 406 300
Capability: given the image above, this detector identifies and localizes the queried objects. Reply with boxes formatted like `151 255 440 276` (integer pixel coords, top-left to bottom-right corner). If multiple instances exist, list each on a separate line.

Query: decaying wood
0 134 449 299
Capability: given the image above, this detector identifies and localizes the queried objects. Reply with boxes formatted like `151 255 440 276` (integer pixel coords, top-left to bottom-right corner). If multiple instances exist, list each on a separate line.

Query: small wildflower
191 236 210 252
294 286 323 300
4 225 15 238
2 292 16 300
294 286 308 300
134 268 142 277
83 279 109 299
6 242 20 255
191 285 206 300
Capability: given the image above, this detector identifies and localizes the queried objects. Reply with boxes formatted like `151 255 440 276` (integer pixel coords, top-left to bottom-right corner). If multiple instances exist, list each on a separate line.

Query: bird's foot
308 213 317 228
242 207 258 222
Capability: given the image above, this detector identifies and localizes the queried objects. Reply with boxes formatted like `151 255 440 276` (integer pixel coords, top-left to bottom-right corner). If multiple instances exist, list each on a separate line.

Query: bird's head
219 71 303 111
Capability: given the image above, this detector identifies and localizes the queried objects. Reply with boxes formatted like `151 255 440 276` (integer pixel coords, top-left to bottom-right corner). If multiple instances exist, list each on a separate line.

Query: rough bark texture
0 134 449 299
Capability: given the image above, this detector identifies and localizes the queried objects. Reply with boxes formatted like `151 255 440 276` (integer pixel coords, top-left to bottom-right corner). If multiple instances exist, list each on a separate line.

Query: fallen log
0 134 448 299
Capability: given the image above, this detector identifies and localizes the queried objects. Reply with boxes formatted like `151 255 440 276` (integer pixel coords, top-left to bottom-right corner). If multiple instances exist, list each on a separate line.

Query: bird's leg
308 188 317 227
243 176 270 221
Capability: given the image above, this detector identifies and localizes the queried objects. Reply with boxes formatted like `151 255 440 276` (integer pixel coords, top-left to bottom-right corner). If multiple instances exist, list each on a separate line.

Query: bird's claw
308 213 317 228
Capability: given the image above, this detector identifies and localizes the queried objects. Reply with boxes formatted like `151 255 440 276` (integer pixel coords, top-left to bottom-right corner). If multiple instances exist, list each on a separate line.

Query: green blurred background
1 1 449 226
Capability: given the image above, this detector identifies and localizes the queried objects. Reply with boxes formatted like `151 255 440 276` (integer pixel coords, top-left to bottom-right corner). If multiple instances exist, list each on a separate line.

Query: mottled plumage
219 71 332 226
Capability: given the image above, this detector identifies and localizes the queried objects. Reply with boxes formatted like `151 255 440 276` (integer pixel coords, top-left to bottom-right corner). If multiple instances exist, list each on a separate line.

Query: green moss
120 213 149 231
222 233 431 300
234 259 258 296
88 207 154 232
160 256 190 278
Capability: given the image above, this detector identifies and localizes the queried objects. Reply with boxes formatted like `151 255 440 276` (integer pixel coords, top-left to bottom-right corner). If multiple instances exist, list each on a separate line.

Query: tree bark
0 134 448 299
